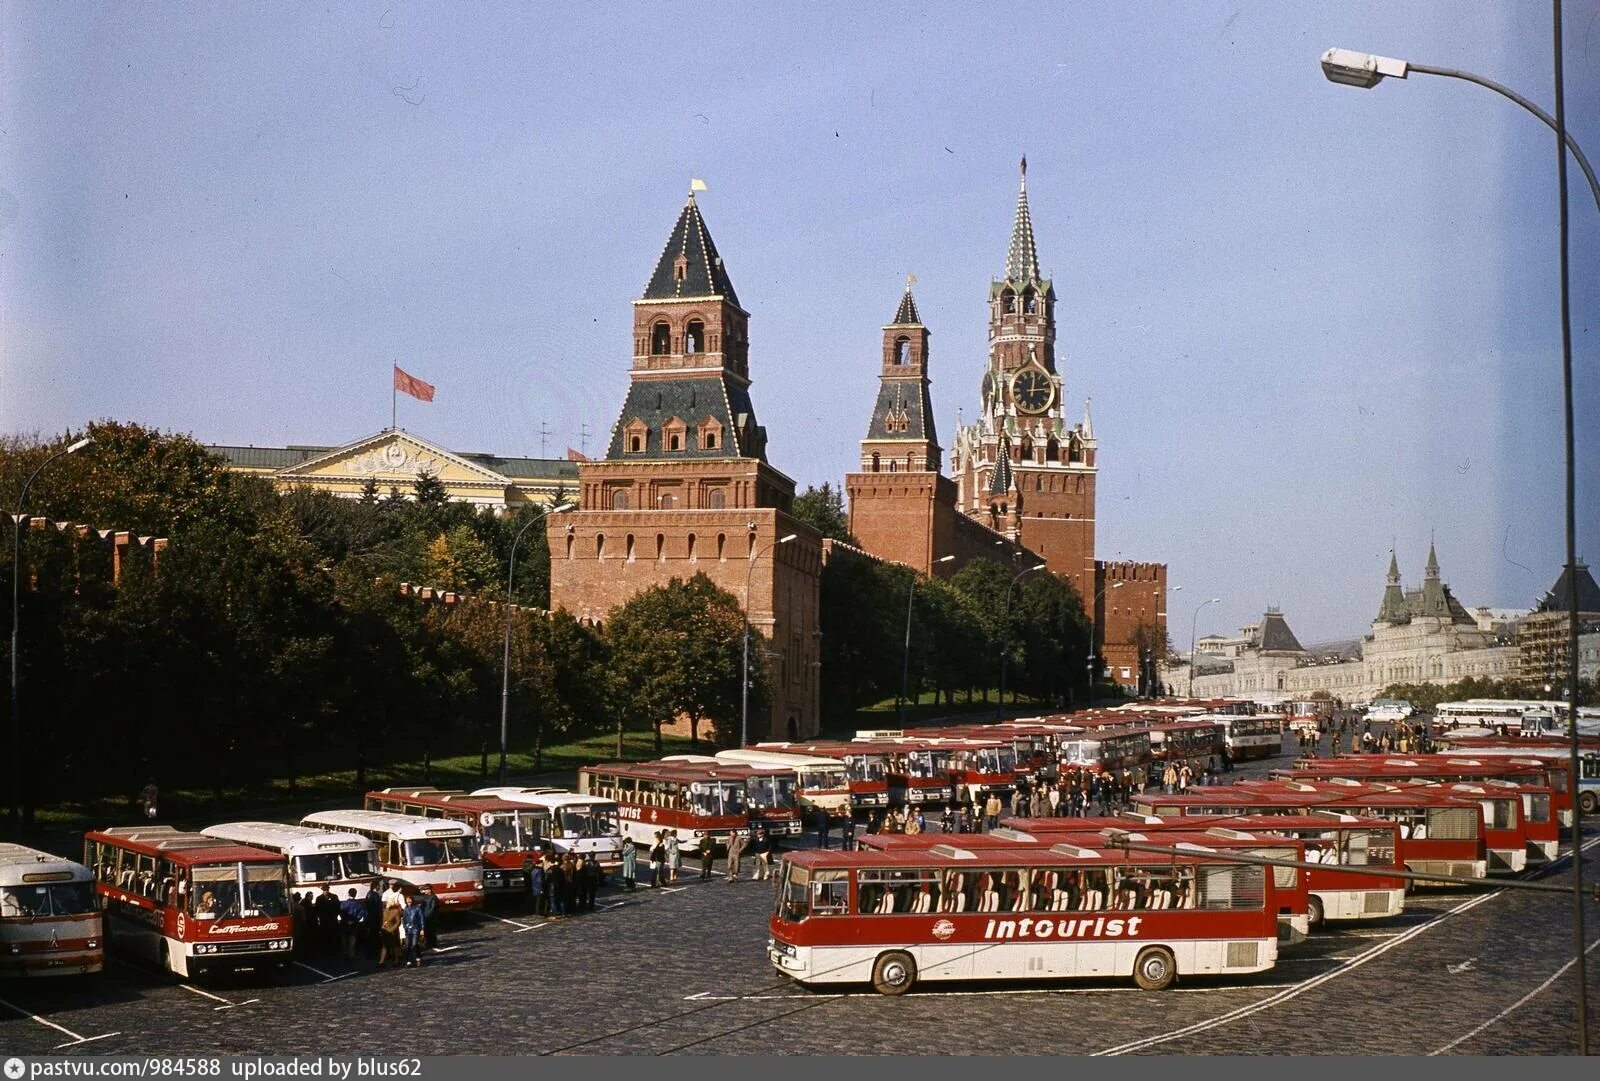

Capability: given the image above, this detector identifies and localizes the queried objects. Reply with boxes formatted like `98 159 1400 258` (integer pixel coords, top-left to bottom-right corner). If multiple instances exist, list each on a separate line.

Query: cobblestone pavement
3 741 1597 1056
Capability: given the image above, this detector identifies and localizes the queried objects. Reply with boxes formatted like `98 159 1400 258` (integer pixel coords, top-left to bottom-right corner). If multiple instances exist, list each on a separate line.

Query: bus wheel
1307 896 1325 929
1581 791 1598 816
871 950 916 996
1132 946 1177 991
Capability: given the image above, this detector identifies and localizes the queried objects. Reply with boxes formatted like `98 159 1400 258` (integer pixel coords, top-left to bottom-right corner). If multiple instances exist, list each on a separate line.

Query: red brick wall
1096 560 1168 689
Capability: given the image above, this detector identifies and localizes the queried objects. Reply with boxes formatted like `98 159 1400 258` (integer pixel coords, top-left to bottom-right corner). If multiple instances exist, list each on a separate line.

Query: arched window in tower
650 321 671 355
1022 288 1037 315
1068 436 1081 463
685 320 705 354
625 533 635 562
716 533 727 561
669 433 681 451
686 532 697 562
871 452 880 473
888 460 898 473
894 337 910 365
565 534 574 560
611 489 630 511
706 489 726 509
1001 288 1016 314
659 493 677 509
1020 436 1033 460
595 533 606 560
1046 435 1059 462
656 533 665 561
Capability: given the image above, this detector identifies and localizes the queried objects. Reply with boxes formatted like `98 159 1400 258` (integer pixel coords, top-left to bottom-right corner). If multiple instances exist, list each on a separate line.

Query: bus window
1198 865 1265 910
810 870 847 915
778 864 809 922
343 850 378 879
190 865 240 919
293 854 343 884
858 869 939 914
243 864 289 917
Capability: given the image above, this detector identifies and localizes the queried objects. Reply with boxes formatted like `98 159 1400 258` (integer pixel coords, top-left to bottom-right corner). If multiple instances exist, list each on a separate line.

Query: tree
818 548 905 716
791 482 857 546
412 470 448 507
423 525 500 592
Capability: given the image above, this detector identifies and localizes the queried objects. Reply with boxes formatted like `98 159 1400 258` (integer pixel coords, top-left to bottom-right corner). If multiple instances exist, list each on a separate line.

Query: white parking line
478 913 536 931
293 961 352 983
512 922 549 934
0 994 121 1049
179 984 259 1011
431 945 462 954
1429 935 1600 1055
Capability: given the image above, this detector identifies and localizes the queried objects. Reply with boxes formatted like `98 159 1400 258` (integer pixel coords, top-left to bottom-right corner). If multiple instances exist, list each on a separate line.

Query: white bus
0 843 103 977
1365 699 1415 723
201 822 379 898
300 809 483 910
713 749 852 814
471 787 623 865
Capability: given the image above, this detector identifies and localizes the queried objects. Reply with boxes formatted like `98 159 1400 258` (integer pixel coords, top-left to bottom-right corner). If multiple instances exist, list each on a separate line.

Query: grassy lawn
34 729 699 830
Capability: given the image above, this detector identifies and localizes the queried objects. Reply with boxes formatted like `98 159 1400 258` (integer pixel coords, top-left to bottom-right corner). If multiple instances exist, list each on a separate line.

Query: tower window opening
595 533 606 560
650 321 671 355
686 533 697 561
871 452 881 473
625 533 636 562
707 489 726 509
629 436 642 453
611 489 630 510
659 493 677 509
717 533 727 560
686 320 705 353
894 337 910 365
1022 289 1037 315
669 433 681 451
1002 289 1016 314
656 533 666 561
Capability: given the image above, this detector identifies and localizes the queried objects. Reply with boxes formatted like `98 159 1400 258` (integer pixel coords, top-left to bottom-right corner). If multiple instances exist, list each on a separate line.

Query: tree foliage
791 482 857 546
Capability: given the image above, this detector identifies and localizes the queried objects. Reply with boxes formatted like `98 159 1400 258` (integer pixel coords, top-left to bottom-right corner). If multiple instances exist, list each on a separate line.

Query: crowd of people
524 851 604 916
295 879 438 969
1294 716 1433 757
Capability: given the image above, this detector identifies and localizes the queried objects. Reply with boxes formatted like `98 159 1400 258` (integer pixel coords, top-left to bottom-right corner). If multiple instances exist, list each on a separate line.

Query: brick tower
547 188 822 741
952 157 1098 600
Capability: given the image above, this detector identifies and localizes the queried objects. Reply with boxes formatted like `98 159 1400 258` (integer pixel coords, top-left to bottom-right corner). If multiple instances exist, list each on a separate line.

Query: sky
2 2 1597 644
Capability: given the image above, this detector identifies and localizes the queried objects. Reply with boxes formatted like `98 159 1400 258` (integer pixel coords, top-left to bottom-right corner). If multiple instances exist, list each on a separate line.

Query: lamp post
498 501 572 784
1084 580 1125 710
1322 34 1590 1052
899 555 954 727
9 435 93 827
1187 597 1221 700
742 533 796 748
996 563 1047 721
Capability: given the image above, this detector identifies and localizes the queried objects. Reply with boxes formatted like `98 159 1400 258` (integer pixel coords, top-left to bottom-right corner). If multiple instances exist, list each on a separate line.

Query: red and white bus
1057 728 1153 776
844 739 957 808
0 843 103 977
662 757 805 837
363 788 548 895
857 827 1312 942
1149 720 1226 765
714 749 853 816
1213 715 1285 760
920 736 1019 803
83 827 293 978
300 809 484 909
1282 755 1575 831
1012 812 1405 926
472 787 624 865
1132 784 1492 881
201 822 380 898
769 843 1280 994
578 761 750 853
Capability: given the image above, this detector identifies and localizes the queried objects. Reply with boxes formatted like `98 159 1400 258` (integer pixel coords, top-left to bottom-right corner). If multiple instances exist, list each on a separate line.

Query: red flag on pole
393 365 436 402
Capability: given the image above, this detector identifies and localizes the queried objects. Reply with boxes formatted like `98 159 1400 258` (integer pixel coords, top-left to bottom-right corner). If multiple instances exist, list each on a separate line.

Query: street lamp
1187 597 1221 700
1322 37 1591 1051
9 435 93 827
498 500 573 784
996 563 1047 721
899 555 954 727
1319 48 1600 211
742 533 796 748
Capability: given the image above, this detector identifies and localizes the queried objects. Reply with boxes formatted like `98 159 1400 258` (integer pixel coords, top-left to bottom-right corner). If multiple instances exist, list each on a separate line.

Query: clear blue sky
3 2 1596 643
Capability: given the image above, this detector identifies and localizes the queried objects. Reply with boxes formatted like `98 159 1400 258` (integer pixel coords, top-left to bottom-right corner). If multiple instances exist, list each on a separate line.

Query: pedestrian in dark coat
815 806 831 850
528 859 546 915
362 883 383 956
582 853 601 910
418 885 439 948
314 885 341 954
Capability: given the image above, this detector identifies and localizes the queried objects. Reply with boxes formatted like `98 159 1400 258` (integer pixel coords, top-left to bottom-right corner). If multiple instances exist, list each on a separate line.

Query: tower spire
1005 157 1041 283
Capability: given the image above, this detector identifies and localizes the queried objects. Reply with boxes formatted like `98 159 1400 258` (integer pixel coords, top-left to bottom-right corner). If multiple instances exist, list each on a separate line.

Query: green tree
791 482 857 546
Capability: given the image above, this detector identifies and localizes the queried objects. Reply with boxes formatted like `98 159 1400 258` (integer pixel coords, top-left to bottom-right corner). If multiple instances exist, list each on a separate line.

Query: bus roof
366 788 530 813
0 843 92 882
300 809 475 839
85 826 281 865
715 749 853 770
580 761 752 784
471 788 616 810
200 821 376 857
782 844 1258 871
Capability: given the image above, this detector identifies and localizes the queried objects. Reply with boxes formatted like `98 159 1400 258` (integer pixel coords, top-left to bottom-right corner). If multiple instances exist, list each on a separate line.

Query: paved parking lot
3 740 1597 1056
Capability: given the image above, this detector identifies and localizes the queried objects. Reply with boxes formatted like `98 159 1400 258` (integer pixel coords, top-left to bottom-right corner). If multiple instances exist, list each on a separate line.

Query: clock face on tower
1011 368 1053 414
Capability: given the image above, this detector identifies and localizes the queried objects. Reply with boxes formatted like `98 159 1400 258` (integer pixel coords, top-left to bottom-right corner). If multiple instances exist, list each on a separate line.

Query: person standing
620 836 638 891
314 884 341 954
581 853 600 911
338 888 366 962
841 814 857 850
540 854 558 914
699 838 716 880
753 828 772 880
815 806 831 850
418 885 439 949
400 895 426 968
982 792 1001 832
665 831 682 885
379 893 405 968
724 828 746 881
649 832 666 888
528 857 546 914
362 882 383 958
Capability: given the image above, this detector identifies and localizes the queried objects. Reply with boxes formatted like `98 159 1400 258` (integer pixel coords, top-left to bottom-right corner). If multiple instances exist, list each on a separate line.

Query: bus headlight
86 940 98 949
474 882 484 890
7 944 19 955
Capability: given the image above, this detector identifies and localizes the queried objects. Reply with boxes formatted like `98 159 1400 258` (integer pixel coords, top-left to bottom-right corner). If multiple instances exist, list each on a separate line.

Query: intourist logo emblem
931 919 956 941
208 922 283 935
982 916 1144 940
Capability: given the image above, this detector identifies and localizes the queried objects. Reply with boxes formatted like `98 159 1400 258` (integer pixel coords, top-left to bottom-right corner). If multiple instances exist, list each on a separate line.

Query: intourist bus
846 738 957 808
769 843 1280 994
664 759 804 836
0 843 103 977
1131 785 1490 882
364 788 548 895
1214 715 1285 760
927 737 1019 803
472 787 624 864
200 822 379 897
1280 756 1573 833
1058 729 1153 775
578 761 749 853
1149 720 1225 765
715 749 853 815
857 827 1312 943
300 810 484 909
1011 813 1406 926
84 827 293 978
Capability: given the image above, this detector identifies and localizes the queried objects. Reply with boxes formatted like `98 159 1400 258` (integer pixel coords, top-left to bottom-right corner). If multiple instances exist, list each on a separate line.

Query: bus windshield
801 766 848 790
480 812 536 852
747 776 796 810
0 881 95 918
190 862 290 919
403 837 479 866
557 806 612 838
689 783 747 817
293 852 375 883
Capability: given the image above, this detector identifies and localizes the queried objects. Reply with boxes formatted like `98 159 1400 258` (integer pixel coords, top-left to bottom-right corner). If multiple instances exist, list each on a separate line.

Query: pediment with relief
278 431 510 486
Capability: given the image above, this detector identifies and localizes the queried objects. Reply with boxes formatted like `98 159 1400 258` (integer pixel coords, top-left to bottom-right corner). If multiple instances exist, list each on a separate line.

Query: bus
769 843 1280 994
472 787 624 865
663 758 804 837
1148 720 1225 765
300 810 484 910
364 788 548 895
856 827 1311 943
1010 813 1406 927
933 726 1058 782
578 761 750 853
844 739 957 808
200 822 379 898
1365 700 1415 723
0 843 103 978
1131 785 1491 882
1214 715 1284 760
1058 728 1153 776
1279 756 1573 834
714 749 853 815
83 827 293 978
761 741 891 814
923 737 1019 804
